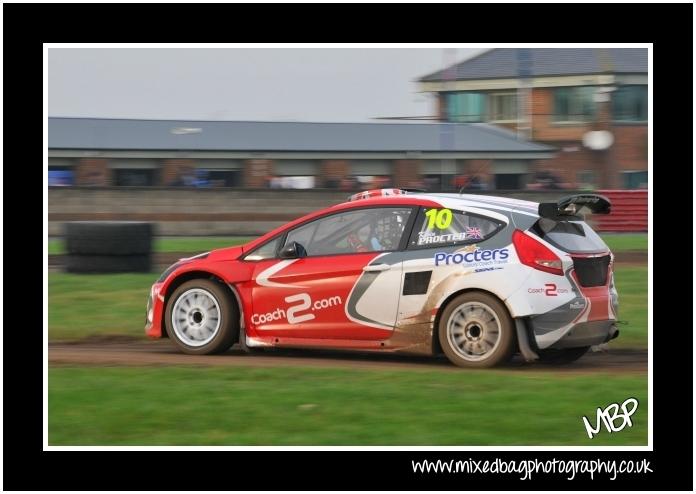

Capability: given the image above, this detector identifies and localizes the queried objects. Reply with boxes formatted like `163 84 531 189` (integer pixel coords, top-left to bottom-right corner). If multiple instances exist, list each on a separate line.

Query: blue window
622 171 648 189
48 169 74 186
114 168 158 186
446 92 486 123
612 85 648 122
552 87 595 122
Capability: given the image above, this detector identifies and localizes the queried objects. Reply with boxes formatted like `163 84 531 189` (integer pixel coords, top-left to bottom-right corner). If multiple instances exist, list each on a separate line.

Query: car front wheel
438 292 515 368
166 279 238 355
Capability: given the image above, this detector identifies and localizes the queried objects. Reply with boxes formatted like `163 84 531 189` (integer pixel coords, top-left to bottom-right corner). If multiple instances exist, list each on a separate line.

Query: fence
48 187 648 236
594 190 648 232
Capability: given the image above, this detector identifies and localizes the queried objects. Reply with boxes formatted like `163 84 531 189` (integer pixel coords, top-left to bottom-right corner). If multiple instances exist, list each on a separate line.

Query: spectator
463 175 486 191
167 176 179 186
181 167 196 187
83 169 104 186
340 176 359 191
324 178 340 188
454 174 469 189
269 176 282 188
527 171 564 190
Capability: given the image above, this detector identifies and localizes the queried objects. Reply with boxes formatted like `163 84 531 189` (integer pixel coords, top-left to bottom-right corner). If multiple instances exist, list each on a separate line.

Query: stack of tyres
65 222 153 273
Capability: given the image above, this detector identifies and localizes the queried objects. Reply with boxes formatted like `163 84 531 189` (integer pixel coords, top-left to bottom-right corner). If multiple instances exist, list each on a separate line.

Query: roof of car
337 191 540 214
433 193 540 212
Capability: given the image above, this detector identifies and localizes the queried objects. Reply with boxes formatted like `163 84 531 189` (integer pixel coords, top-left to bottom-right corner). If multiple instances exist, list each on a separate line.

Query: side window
244 237 282 261
408 207 503 249
285 221 319 250
283 207 413 256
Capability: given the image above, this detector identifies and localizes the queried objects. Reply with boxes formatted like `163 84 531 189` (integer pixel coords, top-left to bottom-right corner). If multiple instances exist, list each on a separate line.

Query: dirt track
48 338 647 374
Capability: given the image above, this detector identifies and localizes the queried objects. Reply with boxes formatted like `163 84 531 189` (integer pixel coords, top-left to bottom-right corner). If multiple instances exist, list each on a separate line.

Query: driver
347 232 370 252
346 222 386 253
370 236 383 250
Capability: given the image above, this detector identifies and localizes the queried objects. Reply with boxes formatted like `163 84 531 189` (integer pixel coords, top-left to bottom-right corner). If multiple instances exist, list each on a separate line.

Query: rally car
145 189 619 368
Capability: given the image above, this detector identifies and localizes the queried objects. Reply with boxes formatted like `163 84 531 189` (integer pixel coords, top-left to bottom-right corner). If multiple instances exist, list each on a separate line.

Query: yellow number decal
425 208 453 229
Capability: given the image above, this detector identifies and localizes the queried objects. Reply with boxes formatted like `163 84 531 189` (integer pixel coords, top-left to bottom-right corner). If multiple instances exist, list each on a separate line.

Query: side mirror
278 241 307 259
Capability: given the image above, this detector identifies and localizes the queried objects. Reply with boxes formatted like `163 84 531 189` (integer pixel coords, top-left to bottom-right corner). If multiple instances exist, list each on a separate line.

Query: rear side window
408 207 503 249
532 218 608 253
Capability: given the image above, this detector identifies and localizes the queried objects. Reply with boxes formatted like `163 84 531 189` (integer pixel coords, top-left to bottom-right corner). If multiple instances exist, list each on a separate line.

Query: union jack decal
466 226 483 239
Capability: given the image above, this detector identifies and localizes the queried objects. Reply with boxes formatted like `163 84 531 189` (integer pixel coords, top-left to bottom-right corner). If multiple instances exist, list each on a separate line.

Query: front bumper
144 282 166 338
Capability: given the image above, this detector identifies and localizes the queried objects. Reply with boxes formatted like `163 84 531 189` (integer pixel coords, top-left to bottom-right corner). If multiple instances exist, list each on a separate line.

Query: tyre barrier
64 222 153 273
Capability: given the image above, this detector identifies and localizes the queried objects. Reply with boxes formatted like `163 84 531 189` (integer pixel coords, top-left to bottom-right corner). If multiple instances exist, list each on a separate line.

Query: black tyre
537 346 590 365
65 222 153 255
438 292 516 368
242 346 266 354
65 254 151 273
165 279 239 355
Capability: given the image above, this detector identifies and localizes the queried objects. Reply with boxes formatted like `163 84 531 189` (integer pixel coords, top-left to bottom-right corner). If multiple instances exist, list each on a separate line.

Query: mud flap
226 282 253 352
238 325 251 353
515 319 539 362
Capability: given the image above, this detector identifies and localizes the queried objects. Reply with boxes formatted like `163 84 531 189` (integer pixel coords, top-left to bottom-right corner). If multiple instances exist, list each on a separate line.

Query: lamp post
516 48 532 141
439 48 457 192
593 48 616 189
589 85 617 189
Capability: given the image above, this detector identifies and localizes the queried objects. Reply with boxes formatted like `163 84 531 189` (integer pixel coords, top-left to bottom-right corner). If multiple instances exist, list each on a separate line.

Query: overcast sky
48 48 484 122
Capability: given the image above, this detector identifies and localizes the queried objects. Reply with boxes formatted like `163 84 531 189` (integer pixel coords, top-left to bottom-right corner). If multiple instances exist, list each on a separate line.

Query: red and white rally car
145 189 619 368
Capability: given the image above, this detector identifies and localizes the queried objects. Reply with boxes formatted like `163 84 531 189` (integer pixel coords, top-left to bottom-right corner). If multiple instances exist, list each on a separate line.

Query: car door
250 206 415 340
397 206 508 326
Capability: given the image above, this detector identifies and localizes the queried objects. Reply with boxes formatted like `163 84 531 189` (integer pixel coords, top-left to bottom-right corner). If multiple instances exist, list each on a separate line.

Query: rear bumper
525 256 619 350
542 320 618 350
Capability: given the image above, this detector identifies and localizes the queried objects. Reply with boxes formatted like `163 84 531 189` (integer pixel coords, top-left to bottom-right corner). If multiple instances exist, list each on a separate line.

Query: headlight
146 294 153 323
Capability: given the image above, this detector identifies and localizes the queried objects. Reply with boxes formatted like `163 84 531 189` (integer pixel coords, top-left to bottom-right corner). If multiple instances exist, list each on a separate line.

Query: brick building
419 48 648 189
48 117 553 190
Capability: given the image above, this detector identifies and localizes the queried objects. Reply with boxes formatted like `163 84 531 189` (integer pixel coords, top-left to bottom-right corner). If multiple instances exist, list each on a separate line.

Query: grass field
48 365 647 446
48 234 647 255
48 273 154 340
47 266 648 347
611 265 648 348
48 236 255 255
601 234 648 252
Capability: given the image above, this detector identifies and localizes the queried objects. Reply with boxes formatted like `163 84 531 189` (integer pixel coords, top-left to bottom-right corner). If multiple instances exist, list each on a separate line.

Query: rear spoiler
538 194 611 220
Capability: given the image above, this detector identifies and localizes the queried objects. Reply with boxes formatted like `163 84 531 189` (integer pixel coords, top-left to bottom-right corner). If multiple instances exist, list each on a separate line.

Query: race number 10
425 208 453 230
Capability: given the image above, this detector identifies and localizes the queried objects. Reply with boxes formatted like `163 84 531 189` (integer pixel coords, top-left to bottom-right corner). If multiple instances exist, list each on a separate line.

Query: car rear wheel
438 292 515 368
537 346 590 365
166 279 238 355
